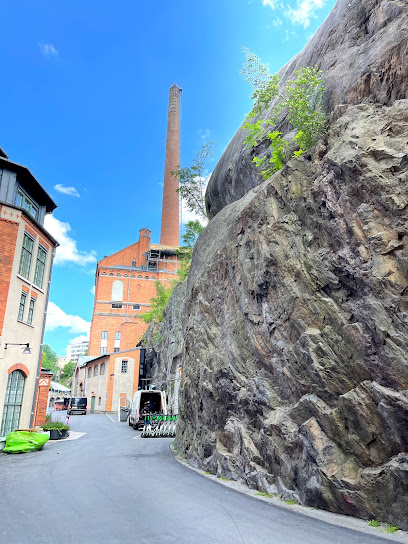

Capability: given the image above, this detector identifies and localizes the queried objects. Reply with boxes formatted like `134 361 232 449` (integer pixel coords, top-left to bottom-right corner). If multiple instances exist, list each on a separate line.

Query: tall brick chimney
160 84 181 247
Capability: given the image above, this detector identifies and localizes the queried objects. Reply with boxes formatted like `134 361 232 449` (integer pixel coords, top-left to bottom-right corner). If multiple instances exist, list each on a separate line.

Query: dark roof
0 148 8 159
0 156 57 213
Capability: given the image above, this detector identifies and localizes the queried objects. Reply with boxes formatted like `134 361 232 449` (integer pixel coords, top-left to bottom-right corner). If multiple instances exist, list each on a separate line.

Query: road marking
106 414 116 422
132 436 141 439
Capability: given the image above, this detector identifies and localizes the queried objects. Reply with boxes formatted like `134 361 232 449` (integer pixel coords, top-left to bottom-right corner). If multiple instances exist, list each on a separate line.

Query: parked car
67 397 87 415
128 390 167 430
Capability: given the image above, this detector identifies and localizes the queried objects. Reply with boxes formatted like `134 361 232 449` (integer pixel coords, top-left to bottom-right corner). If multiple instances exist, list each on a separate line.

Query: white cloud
71 334 89 344
197 129 212 142
90 286 95 295
285 0 326 27
272 17 283 27
46 302 91 335
44 215 97 267
39 43 58 57
262 0 278 7
283 29 297 41
180 174 211 227
54 184 80 198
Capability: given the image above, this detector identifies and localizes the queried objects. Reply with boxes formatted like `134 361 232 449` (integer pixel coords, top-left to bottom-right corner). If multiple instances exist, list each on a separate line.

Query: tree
171 141 215 221
240 48 326 179
142 280 178 324
176 220 205 281
60 361 76 386
41 344 59 377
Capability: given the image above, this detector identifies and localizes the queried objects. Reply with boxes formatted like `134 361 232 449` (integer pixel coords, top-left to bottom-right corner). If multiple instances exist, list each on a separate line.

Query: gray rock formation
144 0 408 530
206 0 408 218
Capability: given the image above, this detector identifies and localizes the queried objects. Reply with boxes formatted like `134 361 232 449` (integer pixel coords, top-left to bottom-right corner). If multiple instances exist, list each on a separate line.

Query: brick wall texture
0 214 19 335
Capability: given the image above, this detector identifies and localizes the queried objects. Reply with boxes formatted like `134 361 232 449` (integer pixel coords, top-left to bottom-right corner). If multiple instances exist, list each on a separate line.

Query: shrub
42 420 70 433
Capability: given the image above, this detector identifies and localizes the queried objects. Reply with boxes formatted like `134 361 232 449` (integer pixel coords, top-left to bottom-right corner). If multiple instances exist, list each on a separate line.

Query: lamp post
4 343 32 354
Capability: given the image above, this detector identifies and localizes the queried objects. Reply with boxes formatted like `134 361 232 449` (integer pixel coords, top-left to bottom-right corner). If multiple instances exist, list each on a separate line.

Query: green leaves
171 141 215 222
142 280 178 324
240 50 326 180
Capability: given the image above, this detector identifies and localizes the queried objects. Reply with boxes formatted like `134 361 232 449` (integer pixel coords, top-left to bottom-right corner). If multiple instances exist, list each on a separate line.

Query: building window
88 367 92 377
33 246 47 288
18 292 27 321
138 275 142 279
121 360 128 373
124 274 128 277
131 274 135 278
111 303 122 309
100 347 107 355
112 280 123 301
18 233 34 279
145 276 149 279
115 331 121 341
101 331 108 339
114 347 119 353
102 272 106 275
98 396 101 405
133 304 141 310
116 273 121 277
132 260 136 267
94 365 98 376
100 363 105 375
15 187 39 221
152 276 156 280
27 297 36 325
109 273 113 276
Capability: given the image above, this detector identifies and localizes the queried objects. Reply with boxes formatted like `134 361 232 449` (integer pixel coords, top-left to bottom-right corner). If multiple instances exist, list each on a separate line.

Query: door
1 370 26 436
91 396 95 413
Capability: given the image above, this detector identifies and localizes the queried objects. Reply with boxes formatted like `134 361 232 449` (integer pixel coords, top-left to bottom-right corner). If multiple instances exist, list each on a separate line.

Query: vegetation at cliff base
240 48 326 179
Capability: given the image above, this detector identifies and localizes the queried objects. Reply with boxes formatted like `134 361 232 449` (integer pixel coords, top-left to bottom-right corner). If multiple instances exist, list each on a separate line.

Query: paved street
0 413 398 544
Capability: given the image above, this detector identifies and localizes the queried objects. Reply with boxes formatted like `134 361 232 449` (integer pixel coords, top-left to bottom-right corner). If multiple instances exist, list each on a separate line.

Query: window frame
15 187 39 221
121 360 128 373
18 232 35 280
94 365 98 377
101 331 108 340
88 367 92 377
27 297 36 325
100 347 107 355
100 363 105 375
111 303 123 309
18 292 27 321
33 245 47 288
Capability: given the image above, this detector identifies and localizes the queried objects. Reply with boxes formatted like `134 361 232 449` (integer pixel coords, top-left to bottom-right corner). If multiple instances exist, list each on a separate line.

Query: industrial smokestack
160 84 181 247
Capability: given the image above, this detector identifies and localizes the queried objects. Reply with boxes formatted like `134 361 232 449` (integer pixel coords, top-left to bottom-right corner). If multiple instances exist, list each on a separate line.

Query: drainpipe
30 245 56 427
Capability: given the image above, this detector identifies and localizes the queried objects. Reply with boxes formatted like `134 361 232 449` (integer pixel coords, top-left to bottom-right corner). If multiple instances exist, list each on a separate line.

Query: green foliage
171 142 214 221
219 476 230 481
176 220 205 281
240 50 326 179
42 420 70 432
41 344 59 377
280 498 299 505
142 280 177 324
384 524 400 534
255 492 277 498
60 361 76 385
368 520 381 527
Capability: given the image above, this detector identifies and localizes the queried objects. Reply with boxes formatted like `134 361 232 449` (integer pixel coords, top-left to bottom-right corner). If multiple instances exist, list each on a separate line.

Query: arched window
100 363 105 375
145 276 149 279
111 280 123 301
109 273 113 276
131 274 135 278
88 367 92 377
132 259 136 267
94 365 98 376
124 274 128 277
1 370 25 436
102 272 106 275
116 273 121 277
152 276 156 280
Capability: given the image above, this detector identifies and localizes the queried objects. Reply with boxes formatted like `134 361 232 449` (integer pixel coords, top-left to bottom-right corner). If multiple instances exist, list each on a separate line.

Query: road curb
169 443 407 543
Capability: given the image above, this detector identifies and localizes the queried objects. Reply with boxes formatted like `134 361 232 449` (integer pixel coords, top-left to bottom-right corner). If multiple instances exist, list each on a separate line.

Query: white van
128 390 167 430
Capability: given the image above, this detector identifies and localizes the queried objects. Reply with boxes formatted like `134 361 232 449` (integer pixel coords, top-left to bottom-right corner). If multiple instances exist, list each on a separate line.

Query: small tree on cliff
240 48 326 179
171 141 214 222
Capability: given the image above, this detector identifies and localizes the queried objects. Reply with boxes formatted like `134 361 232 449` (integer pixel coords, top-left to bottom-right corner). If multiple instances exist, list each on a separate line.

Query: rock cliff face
145 0 408 529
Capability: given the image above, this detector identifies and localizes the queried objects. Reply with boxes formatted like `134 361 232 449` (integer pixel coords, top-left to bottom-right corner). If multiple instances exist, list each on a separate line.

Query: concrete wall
0 204 55 436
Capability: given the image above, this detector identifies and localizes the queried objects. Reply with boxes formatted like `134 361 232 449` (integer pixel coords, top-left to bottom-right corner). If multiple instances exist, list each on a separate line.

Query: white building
67 341 89 363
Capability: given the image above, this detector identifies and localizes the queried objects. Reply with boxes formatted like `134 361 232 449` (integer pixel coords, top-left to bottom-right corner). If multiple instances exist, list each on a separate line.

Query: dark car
67 397 87 415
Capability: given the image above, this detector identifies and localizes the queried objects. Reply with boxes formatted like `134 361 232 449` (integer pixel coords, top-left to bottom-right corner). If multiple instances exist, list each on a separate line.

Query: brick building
86 84 182 412
0 147 58 443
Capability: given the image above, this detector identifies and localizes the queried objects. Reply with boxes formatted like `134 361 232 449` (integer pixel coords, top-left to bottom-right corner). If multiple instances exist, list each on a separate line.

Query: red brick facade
0 213 19 336
33 370 53 427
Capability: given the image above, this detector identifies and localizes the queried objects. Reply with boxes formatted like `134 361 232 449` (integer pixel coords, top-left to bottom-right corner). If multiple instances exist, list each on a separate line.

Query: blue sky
0 0 336 357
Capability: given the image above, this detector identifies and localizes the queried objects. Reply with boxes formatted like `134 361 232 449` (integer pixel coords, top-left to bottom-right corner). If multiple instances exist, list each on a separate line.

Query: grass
256 492 277 498
219 477 230 482
368 520 381 527
384 524 400 534
204 471 211 475
280 498 299 505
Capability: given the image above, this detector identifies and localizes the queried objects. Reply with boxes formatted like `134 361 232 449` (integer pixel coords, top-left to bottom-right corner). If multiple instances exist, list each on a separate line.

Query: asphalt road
0 413 398 544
